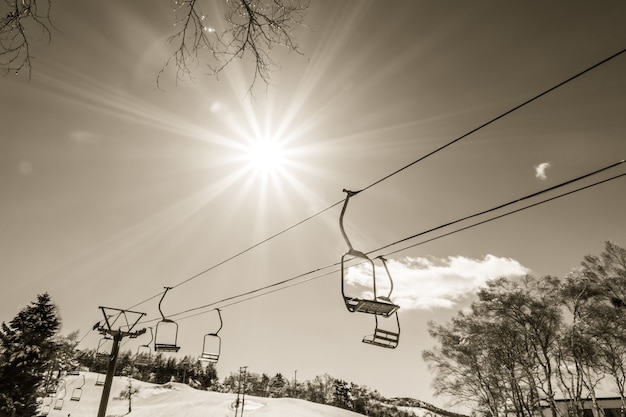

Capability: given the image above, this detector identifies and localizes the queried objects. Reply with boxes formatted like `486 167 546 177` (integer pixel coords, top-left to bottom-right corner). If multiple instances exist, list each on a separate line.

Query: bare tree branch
159 0 310 92
1 0 310 91
0 0 53 78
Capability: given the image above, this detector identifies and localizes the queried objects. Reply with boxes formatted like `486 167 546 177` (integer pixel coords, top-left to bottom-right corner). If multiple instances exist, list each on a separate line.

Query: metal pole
97 331 122 417
234 370 241 417
241 367 247 416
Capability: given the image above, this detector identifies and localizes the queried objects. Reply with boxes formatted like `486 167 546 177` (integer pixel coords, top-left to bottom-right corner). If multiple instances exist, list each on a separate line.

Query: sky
2 0 626 411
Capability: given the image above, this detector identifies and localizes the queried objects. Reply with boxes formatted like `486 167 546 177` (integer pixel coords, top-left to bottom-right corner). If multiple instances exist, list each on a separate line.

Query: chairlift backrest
154 287 181 352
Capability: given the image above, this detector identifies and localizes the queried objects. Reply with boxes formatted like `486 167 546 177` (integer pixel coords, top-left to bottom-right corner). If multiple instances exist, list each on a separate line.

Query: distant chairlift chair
53 382 65 410
95 373 106 386
154 287 181 353
134 327 153 366
95 336 113 362
339 189 401 348
199 309 223 363
70 375 85 401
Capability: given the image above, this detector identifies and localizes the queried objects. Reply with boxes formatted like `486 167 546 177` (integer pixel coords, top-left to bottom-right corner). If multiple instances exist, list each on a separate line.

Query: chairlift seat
154 342 180 353
134 357 149 366
70 388 82 401
199 352 219 363
344 297 400 317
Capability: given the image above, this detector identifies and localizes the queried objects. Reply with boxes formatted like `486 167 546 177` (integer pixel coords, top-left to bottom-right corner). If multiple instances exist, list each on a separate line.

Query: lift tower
93 307 146 417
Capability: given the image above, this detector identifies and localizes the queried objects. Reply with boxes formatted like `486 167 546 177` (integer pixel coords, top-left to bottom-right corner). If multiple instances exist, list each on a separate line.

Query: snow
40 372 366 417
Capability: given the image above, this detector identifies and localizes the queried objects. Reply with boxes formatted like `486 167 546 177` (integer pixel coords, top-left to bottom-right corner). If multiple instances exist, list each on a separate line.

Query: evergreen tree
0 293 60 417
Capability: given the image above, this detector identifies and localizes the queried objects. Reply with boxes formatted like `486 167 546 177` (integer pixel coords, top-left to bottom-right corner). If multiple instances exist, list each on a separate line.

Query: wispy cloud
534 162 551 180
344 255 530 310
70 130 99 144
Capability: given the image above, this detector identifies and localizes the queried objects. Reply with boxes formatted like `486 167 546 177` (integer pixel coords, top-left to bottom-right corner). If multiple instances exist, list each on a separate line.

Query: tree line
0 291 419 417
423 241 626 417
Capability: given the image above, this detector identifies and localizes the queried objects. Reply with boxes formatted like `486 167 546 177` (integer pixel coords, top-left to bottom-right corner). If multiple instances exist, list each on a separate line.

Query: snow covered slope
40 372 366 417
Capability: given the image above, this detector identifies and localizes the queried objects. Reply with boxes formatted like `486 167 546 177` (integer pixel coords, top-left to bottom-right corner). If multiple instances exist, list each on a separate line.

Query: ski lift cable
379 172 626 258
145 171 626 326
367 158 626 255
135 166 626 325
356 48 626 194
122 48 625 315
124 201 344 312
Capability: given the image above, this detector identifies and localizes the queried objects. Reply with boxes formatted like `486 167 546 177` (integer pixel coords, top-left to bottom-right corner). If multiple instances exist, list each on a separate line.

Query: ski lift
70 375 85 401
199 309 223 363
134 327 153 366
154 287 181 352
95 373 106 386
339 190 400 317
95 335 113 362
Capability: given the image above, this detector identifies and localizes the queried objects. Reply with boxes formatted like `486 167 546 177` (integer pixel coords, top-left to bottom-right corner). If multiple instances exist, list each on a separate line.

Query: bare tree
1 0 310 89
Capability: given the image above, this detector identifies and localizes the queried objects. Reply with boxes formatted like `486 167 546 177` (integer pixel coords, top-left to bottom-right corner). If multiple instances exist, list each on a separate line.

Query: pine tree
0 293 60 417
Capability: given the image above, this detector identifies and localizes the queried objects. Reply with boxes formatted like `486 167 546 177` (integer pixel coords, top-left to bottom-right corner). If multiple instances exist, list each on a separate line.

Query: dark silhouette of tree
1 0 310 90
0 293 60 417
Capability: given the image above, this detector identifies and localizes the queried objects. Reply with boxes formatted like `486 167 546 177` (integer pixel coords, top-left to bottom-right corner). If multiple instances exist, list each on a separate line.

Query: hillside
40 372 378 417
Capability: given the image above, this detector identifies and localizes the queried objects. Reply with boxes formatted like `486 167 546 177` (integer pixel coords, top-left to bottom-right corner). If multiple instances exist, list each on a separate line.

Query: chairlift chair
95 373 106 386
70 375 85 401
199 309 223 363
339 190 400 317
53 384 65 411
53 398 64 410
154 287 181 353
95 336 113 362
134 327 153 366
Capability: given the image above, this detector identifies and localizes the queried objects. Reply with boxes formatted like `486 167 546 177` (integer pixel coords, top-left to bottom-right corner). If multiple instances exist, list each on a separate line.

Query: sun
245 137 287 176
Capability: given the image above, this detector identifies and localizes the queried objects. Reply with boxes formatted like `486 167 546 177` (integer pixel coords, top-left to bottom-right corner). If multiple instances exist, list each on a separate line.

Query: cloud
70 130 99 144
18 160 33 175
534 162 551 180
343 255 530 310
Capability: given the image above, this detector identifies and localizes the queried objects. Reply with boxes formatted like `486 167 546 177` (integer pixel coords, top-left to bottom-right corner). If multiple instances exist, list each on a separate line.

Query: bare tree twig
0 0 53 78
159 0 310 93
